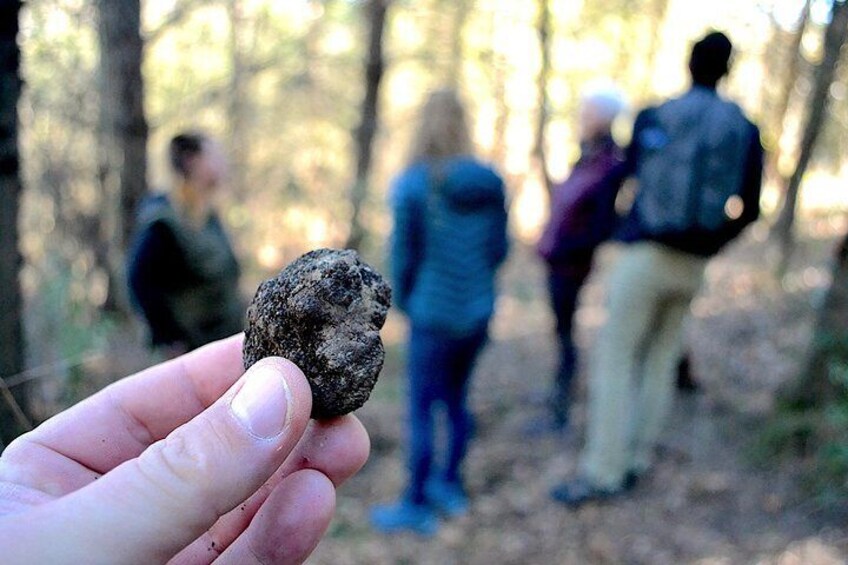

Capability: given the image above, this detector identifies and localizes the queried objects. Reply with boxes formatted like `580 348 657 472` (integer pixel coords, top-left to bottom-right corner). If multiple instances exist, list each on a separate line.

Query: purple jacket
537 135 624 279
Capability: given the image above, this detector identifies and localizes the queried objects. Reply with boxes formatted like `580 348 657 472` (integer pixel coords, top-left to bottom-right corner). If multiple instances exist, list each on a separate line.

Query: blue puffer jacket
389 157 509 336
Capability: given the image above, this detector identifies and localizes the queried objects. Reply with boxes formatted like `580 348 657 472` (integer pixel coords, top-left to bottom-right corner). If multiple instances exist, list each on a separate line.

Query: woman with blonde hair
370 89 509 535
128 132 243 356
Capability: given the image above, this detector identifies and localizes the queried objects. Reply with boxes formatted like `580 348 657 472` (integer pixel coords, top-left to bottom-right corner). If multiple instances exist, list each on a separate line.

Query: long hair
407 89 472 166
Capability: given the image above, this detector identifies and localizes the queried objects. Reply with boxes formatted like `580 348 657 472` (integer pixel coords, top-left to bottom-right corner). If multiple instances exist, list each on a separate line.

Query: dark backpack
633 88 754 248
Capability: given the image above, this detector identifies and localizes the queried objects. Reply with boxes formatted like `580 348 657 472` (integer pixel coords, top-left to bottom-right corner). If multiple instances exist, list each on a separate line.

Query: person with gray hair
581 84 627 128
535 84 626 433
552 31 763 507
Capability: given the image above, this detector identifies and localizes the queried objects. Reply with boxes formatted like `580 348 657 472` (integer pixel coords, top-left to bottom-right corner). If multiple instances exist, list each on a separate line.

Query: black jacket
127 194 243 349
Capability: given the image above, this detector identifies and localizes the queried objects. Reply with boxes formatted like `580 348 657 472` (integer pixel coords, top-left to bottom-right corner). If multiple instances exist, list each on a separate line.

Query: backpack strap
685 104 713 227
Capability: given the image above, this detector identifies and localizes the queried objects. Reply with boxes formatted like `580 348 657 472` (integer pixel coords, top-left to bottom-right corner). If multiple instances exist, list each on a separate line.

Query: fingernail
231 364 290 439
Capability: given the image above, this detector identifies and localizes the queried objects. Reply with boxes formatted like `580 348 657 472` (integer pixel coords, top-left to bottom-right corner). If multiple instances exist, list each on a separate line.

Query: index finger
17 334 247 474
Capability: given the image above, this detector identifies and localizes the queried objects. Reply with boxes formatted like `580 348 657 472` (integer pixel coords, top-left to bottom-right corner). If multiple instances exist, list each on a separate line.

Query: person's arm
389 177 424 314
537 167 622 262
620 109 651 181
717 124 764 243
738 124 764 225
537 181 568 262
489 176 509 268
581 169 625 249
128 221 189 347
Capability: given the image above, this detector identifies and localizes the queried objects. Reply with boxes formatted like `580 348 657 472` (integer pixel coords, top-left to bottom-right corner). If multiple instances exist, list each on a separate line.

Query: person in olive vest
128 132 243 357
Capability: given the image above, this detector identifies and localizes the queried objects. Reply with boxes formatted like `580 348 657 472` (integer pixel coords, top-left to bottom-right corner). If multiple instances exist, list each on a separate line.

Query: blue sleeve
712 123 764 243
127 221 189 346
490 178 509 268
389 176 425 314
623 108 653 178
594 108 652 195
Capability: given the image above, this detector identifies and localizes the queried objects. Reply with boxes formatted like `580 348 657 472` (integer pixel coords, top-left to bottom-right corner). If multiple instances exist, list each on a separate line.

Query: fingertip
338 415 370 478
291 415 370 488
237 470 336 564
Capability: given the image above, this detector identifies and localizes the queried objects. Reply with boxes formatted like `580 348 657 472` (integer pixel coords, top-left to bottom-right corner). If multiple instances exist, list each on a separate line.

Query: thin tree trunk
485 3 508 167
638 0 670 98
228 0 248 198
346 0 388 252
95 0 149 313
96 69 120 312
534 0 553 198
491 59 509 168
772 0 848 274
767 0 811 182
782 231 848 408
445 0 469 88
0 0 28 445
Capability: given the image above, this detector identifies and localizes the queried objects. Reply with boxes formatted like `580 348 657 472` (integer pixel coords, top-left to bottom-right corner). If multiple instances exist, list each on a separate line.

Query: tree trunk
772 0 848 274
491 58 509 168
345 0 388 252
95 0 149 312
228 0 248 199
766 0 811 182
638 0 670 98
781 231 848 408
446 0 469 88
534 0 553 198
0 0 30 446
95 92 120 313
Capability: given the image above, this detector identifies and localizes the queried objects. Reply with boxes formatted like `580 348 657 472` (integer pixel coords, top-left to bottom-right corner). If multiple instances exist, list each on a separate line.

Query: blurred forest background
2 0 848 559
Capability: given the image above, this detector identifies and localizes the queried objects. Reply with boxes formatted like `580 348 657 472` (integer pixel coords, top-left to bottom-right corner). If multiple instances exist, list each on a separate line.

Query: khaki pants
580 242 707 489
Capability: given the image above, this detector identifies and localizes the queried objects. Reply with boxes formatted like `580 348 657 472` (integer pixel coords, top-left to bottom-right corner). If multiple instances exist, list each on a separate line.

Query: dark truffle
243 248 392 419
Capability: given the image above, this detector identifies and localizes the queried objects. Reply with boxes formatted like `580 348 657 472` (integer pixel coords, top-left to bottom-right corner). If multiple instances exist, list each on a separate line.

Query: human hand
0 334 370 564
160 341 190 360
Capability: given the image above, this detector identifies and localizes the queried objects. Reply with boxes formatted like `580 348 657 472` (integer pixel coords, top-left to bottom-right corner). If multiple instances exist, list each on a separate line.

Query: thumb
9 358 313 565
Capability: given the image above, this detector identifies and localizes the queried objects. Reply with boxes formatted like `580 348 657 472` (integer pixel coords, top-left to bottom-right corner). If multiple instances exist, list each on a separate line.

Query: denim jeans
405 325 488 505
548 273 586 427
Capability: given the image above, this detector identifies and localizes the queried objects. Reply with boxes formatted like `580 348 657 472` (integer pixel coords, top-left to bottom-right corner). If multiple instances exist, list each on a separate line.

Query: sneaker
369 500 439 536
425 478 469 517
550 477 622 509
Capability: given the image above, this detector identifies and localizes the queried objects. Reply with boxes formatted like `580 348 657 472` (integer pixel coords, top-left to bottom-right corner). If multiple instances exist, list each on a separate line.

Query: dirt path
311 222 848 564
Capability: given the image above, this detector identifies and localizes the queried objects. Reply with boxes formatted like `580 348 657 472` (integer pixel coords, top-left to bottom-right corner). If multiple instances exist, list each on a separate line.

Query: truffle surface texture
243 248 392 419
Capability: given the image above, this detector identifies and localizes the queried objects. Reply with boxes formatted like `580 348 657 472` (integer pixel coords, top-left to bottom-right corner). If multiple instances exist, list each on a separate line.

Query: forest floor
20 217 847 564
310 217 848 565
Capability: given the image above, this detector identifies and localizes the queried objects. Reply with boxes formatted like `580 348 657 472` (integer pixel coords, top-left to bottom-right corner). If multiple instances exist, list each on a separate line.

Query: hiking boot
369 500 439 536
425 478 469 517
550 477 622 508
